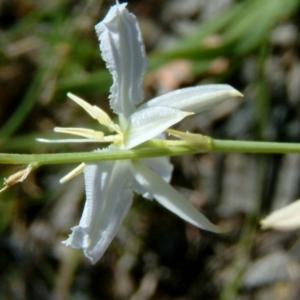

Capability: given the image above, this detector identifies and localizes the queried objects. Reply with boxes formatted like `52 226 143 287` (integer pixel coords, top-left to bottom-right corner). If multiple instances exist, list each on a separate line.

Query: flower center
37 93 125 184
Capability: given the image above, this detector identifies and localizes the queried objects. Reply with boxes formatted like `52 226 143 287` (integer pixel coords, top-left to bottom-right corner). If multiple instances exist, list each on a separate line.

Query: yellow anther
54 127 124 145
92 106 121 133
67 93 121 134
54 127 105 140
67 93 98 119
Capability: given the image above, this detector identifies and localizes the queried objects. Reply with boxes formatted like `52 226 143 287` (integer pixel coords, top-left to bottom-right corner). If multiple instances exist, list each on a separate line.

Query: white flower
42 3 242 263
261 199 300 231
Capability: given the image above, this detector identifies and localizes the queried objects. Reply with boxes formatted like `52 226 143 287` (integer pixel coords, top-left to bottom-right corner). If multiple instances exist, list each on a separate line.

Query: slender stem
1 138 300 166
0 147 198 165
211 139 300 153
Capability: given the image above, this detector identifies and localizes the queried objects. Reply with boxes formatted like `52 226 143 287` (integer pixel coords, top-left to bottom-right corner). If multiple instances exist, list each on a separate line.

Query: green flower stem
211 139 300 153
0 146 197 166
1 137 300 166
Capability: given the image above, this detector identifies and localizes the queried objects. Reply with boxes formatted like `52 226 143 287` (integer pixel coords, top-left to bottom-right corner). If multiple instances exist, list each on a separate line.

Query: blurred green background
1 0 300 299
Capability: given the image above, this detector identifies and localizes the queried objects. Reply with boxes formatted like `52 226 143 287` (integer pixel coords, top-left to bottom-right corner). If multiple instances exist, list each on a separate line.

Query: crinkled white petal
63 160 133 264
95 3 147 123
132 157 173 199
131 160 222 233
140 84 242 114
124 106 192 149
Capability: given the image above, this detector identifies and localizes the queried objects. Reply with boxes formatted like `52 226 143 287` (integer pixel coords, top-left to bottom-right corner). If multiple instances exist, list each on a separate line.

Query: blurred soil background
1 0 300 299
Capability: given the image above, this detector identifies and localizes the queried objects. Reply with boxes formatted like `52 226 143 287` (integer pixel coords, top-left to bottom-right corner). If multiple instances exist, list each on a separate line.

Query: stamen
67 93 98 119
54 127 104 140
103 134 123 145
67 93 121 134
36 138 104 143
0 186 7 193
51 127 123 145
92 106 122 133
60 163 86 184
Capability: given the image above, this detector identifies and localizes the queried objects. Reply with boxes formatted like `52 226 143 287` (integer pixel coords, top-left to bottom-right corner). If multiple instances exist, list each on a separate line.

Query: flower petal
124 106 192 149
132 157 173 199
95 3 147 123
63 160 133 264
131 160 222 233
140 84 242 114
261 199 300 231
